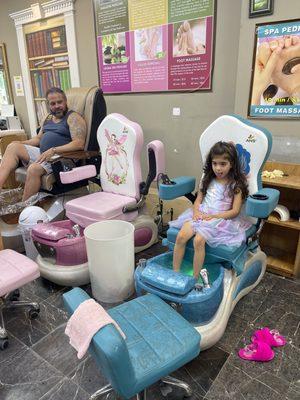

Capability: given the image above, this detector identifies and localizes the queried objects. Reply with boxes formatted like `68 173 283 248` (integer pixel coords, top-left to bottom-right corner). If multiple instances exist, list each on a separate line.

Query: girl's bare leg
173 222 194 272
193 234 206 280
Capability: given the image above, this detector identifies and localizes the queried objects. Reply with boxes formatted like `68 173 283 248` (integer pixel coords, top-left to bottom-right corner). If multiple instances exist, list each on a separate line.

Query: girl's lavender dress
169 179 252 247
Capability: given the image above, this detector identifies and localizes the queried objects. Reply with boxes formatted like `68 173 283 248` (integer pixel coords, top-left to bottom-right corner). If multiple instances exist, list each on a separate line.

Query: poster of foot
94 0 215 93
249 19 300 118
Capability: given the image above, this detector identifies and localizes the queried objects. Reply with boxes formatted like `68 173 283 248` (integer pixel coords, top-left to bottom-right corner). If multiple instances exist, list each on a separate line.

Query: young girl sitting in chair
170 141 251 289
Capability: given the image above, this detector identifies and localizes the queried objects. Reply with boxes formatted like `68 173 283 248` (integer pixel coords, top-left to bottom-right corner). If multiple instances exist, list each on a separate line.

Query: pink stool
0 249 40 350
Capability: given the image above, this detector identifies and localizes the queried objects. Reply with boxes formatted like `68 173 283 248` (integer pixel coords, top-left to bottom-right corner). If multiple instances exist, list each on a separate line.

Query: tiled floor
0 242 299 400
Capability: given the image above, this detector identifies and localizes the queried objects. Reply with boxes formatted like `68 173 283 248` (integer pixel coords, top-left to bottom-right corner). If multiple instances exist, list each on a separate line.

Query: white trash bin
18 206 49 260
84 220 135 303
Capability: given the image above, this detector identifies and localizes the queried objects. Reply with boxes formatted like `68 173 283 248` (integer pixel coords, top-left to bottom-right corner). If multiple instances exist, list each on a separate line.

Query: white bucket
84 220 135 303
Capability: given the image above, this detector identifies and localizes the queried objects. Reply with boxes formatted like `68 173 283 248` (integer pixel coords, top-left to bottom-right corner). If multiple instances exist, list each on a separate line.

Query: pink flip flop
238 340 274 362
251 327 286 347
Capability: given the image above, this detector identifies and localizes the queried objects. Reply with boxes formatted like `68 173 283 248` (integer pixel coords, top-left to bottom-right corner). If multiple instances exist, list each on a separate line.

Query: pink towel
65 299 126 359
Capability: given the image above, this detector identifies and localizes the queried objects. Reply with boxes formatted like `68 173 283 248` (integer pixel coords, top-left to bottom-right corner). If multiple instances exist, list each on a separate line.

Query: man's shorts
23 145 53 174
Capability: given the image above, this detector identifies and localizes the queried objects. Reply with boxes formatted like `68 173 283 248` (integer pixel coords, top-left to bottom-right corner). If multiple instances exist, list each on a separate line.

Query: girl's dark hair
201 141 249 199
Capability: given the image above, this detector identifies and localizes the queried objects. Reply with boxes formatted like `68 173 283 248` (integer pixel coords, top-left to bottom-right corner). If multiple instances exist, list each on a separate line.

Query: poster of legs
94 0 215 93
249 19 300 118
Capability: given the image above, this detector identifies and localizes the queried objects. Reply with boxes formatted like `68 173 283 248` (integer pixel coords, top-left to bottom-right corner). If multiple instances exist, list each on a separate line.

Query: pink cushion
65 192 138 227
0 250 40 297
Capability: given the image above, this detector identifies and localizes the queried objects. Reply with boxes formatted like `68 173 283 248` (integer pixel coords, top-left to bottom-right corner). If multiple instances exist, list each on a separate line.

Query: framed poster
249 0 273 18
93 0 215 94
248 19 300 119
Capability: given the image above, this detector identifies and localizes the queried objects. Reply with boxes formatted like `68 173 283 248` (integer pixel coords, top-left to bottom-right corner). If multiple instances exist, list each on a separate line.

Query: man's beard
50 108 68 117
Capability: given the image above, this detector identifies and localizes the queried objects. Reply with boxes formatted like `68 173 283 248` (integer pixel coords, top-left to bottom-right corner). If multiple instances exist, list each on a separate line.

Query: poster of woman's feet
94 0 214 93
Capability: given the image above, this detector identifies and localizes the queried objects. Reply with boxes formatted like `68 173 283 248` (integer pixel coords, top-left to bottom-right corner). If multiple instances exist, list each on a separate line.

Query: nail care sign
249 19 300 119
93 0 215 93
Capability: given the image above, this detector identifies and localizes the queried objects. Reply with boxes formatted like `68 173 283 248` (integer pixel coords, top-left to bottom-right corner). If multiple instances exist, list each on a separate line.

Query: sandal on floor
238 340 274 362
251 327 286 347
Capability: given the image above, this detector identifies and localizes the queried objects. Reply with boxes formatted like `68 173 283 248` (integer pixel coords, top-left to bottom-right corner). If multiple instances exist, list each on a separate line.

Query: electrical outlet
172 107 181 116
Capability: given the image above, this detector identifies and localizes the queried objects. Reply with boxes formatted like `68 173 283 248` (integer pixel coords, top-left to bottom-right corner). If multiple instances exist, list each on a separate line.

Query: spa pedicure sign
93 0 215 93
249 19 300 118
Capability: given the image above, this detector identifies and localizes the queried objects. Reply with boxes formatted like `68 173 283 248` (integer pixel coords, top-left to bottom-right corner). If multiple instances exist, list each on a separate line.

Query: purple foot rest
31 220 87 266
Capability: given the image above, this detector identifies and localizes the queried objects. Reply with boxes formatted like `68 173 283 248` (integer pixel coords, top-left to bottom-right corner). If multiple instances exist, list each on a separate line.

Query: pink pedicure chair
31 113 165 286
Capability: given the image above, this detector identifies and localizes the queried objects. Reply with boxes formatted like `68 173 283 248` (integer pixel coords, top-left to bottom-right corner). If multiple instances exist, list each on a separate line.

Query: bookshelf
261 161 300 278
25 17 71 124
10 1 80 135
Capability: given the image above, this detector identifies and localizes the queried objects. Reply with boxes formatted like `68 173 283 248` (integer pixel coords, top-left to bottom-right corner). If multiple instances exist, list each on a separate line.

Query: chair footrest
141 264 196 295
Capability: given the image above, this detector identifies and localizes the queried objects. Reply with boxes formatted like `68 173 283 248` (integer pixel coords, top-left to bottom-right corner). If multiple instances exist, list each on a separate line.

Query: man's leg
0 142 30 189
22 163 46 201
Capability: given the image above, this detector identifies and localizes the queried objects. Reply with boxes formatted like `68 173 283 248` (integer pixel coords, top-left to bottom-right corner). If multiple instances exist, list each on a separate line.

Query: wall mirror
0 43 13 112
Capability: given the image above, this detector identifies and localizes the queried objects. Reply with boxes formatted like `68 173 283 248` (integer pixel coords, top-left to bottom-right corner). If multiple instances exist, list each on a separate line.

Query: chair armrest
159 176 196 200
63 287 91 315
60 165 97 184
63 288 136 392
246 188 280 218
49 150 99 162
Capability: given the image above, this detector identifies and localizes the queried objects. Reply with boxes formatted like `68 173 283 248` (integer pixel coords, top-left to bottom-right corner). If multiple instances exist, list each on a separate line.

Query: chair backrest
97 113 143 200
199 115 272 195
65 86 106 151
15 86 106 191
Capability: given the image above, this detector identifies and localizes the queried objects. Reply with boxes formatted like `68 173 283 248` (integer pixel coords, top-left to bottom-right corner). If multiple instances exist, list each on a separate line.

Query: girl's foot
200 268 210 288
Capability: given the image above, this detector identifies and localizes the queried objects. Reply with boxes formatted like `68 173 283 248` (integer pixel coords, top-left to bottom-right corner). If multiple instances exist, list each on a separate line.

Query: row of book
55 69 71 93
29 55 69 69
35 100 49 125
31 70 54 98
31 68 71 98
26 25 67 58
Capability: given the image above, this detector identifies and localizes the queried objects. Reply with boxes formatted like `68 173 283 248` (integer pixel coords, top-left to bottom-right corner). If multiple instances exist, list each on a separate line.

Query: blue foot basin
135 252 224 325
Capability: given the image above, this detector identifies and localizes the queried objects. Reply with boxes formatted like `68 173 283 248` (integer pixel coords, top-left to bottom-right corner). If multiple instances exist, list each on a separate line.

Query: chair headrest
65 86 104 151
199 115 272 194
65 87 96 115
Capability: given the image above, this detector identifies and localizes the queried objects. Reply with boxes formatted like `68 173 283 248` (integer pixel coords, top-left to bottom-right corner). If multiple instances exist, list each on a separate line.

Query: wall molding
10 0 79 136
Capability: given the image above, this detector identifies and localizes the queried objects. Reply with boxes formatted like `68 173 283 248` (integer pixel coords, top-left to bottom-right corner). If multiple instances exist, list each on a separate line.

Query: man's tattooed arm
67 112 87 149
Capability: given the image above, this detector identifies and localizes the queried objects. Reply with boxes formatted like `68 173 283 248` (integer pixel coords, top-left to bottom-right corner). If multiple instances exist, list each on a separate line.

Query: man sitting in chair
0 87 86 201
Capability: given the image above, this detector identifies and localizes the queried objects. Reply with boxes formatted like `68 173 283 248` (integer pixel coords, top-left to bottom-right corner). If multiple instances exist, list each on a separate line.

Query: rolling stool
0 249 40 349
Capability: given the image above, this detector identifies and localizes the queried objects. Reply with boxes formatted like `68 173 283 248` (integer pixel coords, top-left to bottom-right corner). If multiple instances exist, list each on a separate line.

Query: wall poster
249 19 300 118
93 0 215 94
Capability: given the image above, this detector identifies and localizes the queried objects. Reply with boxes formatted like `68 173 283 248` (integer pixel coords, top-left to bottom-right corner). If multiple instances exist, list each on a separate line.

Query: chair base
89 376 192 400
135 249 267 350
0 291 40 349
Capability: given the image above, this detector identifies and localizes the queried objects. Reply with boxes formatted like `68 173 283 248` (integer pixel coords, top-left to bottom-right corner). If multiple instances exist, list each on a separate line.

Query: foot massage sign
249 19 300 118
93 0 215 93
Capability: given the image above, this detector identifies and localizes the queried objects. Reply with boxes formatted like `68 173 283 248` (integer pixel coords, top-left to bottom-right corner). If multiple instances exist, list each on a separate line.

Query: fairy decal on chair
104 129 129 185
